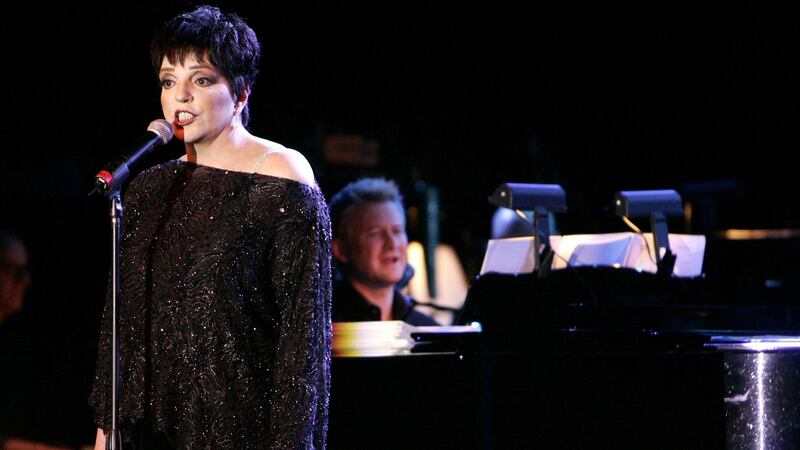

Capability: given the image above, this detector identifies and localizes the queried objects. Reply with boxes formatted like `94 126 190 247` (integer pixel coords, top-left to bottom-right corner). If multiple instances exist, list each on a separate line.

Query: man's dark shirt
332 278 440 326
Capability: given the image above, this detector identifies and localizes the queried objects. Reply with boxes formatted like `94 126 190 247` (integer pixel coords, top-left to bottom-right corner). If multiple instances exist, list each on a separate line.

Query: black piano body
329 267 800 449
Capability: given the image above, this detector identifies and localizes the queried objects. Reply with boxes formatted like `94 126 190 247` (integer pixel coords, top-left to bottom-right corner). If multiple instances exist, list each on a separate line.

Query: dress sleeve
267 184 332 450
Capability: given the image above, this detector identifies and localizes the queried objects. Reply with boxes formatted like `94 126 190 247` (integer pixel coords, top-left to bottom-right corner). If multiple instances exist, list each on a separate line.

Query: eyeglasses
0 261 30 281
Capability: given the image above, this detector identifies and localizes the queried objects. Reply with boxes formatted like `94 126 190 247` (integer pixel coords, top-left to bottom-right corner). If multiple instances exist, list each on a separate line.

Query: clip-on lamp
489 183 567 276
614 189 683 277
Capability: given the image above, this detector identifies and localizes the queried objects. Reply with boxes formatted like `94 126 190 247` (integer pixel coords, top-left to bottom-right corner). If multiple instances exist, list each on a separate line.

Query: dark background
1 1 798 447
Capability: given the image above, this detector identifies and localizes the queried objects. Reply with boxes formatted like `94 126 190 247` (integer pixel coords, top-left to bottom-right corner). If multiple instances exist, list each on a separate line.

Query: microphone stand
91 176 127 450
107 190 123 450
89 120 172 450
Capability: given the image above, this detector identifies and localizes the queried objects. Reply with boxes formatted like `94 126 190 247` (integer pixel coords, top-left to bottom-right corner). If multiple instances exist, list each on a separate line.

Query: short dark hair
328 178 404 239
150 5 261 127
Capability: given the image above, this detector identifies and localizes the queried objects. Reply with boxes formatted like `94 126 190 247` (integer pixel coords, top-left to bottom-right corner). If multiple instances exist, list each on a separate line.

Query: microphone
91 119 174 196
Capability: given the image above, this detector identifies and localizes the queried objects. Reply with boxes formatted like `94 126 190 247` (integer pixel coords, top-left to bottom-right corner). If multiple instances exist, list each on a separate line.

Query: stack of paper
332 321 416 357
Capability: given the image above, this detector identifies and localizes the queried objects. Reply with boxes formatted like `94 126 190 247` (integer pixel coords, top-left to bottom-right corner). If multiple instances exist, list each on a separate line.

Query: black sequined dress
89 160 332 450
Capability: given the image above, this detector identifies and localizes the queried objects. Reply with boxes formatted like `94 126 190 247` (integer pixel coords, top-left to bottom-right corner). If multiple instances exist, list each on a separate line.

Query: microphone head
147 119 174 144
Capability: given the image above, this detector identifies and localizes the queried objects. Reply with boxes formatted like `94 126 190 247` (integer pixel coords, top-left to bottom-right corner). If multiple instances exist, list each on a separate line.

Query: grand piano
327 233 800 450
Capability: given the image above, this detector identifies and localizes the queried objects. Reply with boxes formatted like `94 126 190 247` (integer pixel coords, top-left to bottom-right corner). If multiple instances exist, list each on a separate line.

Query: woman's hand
92 429 105 450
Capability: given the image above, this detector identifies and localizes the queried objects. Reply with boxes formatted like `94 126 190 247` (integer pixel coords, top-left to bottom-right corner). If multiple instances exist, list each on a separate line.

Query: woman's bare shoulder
252 139 316 186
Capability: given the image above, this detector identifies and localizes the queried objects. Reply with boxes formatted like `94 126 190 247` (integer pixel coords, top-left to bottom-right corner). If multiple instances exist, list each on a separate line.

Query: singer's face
335 201 408 289
158 54 237 143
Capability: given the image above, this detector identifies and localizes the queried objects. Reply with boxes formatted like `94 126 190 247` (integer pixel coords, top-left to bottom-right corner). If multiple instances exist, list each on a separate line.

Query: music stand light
489 183 567 274
614 189 683 276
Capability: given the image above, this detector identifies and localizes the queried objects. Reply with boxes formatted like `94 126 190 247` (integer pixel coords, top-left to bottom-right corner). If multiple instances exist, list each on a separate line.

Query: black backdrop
1 2 798 446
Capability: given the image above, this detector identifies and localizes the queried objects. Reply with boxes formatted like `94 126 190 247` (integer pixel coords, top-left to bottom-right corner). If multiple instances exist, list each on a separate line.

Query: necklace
252 148 270 174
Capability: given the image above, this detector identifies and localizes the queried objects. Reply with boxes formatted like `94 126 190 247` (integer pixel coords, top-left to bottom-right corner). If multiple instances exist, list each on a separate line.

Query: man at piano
328 177 439 326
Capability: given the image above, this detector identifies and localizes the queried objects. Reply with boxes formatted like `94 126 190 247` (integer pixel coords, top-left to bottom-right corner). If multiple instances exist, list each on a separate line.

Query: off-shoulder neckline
170 159 315 189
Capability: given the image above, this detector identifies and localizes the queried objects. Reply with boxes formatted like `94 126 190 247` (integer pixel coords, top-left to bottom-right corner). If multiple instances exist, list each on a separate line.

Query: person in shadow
0 230 74 450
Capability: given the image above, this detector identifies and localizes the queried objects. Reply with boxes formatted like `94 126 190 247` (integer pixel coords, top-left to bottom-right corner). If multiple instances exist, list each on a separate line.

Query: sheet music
481 232 706 277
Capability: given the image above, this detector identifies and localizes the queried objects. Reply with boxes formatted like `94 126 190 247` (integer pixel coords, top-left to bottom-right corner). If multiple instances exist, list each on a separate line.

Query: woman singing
90 5 332 449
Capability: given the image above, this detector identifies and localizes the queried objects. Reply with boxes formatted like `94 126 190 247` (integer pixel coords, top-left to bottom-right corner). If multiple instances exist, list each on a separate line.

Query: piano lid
456 267 800 340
